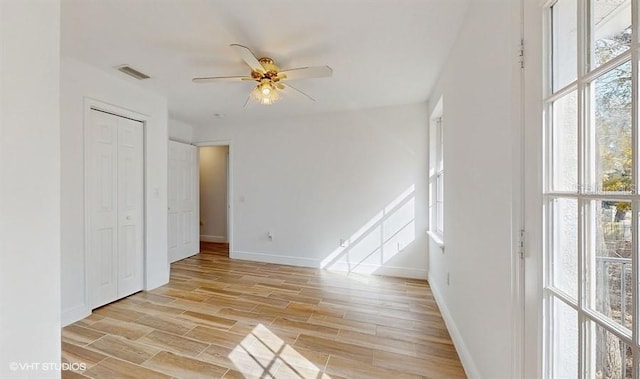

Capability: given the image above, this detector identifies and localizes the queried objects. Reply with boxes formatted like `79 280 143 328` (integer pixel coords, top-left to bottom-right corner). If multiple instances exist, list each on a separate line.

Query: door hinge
519 39 525 69
518 229 525 259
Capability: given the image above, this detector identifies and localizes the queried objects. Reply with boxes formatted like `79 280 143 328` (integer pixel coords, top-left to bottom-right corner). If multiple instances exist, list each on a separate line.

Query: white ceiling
61 0 469 127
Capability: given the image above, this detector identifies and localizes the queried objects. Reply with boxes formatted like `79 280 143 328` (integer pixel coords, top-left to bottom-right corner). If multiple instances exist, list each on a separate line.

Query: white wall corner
61 305 91 327
145 263 170 291
428 276 483 379
169 118 195 144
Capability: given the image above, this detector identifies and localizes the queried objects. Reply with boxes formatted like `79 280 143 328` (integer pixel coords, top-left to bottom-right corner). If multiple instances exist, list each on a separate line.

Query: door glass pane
552 91 578 192
591 0 632 69
587 199 632 330
551 198 578 298
552 0 578 91
593 61 632 194
551 297 578 379
586 321 632 379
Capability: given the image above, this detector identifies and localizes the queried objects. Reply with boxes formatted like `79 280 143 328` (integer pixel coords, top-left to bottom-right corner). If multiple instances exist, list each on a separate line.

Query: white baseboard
61 304 91 327
326 261 427 279
200 235 227 243
231 250 321 268
428 277 482 379
231 251 427 279
370 265 427 279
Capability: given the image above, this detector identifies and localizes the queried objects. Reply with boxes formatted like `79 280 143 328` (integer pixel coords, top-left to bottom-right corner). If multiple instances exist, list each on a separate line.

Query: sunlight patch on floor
229 324 331 378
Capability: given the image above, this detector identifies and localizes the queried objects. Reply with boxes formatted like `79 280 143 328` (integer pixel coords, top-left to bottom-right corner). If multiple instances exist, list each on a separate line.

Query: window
545 0 634 378
429 99 444 243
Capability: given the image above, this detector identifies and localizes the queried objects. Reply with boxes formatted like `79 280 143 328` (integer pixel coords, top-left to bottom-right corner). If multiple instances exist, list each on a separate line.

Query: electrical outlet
268 232 273 241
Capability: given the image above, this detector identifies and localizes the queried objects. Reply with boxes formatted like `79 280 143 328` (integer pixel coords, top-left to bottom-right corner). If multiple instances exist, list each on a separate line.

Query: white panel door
87 109 143 309
167 145 179 261
116 118 144 297
168 141 199 263
87 110 118 307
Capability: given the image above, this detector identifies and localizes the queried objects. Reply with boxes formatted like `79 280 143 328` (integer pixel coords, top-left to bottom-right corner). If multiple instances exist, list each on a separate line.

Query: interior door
116 118 144 297
87 109 143 308
168 140 199 262
168 145 179 261
87 110 118 307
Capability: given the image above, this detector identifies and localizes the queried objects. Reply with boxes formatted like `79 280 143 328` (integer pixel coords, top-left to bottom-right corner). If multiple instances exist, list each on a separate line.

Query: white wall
60 57 169 325
426 1 521 378
199 146 229 243
169 118 194 144
0 1 61 377
195 103 429 279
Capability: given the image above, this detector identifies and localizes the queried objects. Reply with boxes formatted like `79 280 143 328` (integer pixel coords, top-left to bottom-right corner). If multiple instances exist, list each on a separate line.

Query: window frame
543 0 639 377
429 99 444 246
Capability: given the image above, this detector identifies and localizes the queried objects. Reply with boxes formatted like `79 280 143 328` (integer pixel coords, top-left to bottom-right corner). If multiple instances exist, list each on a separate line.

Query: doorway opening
198 144 231 256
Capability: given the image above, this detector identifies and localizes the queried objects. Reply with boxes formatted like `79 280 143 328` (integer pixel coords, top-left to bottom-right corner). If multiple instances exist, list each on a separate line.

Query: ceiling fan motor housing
254 57 282 81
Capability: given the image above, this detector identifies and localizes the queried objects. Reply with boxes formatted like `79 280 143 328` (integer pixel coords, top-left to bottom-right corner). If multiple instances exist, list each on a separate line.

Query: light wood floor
62 242 466 379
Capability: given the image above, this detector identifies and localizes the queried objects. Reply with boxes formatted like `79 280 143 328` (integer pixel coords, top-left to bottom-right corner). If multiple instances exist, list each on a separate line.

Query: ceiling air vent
115 65 151 80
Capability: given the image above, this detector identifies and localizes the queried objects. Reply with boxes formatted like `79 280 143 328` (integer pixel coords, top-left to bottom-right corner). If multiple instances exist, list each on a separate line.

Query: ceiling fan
193 44 332 105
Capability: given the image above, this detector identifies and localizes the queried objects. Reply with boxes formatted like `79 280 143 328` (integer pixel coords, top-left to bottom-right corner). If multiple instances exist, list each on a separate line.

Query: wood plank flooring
62 242 466 378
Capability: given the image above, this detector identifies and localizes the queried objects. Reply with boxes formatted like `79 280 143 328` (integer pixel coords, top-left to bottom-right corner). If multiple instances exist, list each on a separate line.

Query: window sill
427 230 444 249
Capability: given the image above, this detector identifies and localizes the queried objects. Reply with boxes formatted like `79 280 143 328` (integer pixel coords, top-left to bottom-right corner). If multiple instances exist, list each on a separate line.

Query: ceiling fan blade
230 44 264 73
243 92 252 108
280 65 333 81
283 83 315 101
192 75 252 83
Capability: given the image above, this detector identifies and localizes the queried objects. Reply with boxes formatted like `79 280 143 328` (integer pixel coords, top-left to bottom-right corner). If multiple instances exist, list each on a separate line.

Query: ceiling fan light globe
250 82 279 105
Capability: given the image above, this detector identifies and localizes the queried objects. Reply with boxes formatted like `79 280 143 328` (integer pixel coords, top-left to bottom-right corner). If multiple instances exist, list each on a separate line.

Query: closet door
116 118 144 297
87 110 119 307
87 109 143 309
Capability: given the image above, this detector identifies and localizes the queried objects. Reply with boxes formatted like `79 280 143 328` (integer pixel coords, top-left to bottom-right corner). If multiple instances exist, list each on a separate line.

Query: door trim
83 97 149 310
195 140 234 256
